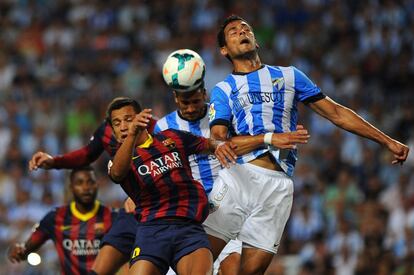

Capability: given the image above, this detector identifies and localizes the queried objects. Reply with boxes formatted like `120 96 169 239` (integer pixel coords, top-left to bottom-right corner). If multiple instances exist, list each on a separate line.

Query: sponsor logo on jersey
62 239 100 255
136 151 183 177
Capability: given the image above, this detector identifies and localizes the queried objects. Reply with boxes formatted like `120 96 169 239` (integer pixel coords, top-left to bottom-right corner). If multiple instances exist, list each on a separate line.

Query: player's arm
8 222 50 264
29 122 107 171
29 147 95 171
308 96 409 164
8 237 45 263
211 124 310 166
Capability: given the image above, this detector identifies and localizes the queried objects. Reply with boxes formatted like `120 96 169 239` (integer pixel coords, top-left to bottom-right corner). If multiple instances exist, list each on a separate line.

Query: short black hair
174 81 205 95
217 15 247 48
105 97 142 125
69 166 95 183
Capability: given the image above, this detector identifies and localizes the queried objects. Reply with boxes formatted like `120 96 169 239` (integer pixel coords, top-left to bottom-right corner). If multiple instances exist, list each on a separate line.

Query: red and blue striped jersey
114 129 210 223
53 118 157 168
29 201 116 275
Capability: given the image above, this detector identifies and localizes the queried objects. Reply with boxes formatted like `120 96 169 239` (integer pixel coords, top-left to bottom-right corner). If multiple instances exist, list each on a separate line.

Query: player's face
221 20 258 59
110 105 137 143
174 89 207 121
70 170 97 205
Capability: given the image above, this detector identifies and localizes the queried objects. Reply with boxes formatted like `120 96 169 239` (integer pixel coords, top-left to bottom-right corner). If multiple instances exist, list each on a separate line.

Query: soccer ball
162 49 206 92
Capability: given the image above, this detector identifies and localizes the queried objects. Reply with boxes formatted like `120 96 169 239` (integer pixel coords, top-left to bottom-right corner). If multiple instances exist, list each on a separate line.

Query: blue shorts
101 208 138 255
130 219 211 274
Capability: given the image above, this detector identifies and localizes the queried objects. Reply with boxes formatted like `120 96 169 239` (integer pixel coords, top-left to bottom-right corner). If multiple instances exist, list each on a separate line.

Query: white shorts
213 239 242 274
204 163 294 254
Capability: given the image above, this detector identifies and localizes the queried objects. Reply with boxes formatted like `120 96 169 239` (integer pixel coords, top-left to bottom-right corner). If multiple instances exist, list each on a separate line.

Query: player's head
69 166 97 206
106 97 142 143
217 15 258 62
173 83 207 121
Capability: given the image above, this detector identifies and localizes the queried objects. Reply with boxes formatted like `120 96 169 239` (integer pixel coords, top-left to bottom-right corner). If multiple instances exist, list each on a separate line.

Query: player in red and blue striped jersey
8 166 116 275
107 99 240 274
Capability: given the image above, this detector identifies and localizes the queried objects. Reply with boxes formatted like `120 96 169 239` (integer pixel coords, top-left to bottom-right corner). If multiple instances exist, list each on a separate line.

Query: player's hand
214 141 237 168
29 151 54 171
387 139 409 165
8 243 27 263
124 197 136 213
129 109 152 136
271 125 310 149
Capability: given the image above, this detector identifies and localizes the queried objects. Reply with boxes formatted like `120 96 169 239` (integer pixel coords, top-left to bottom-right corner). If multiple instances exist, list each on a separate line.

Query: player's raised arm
308 96 409 164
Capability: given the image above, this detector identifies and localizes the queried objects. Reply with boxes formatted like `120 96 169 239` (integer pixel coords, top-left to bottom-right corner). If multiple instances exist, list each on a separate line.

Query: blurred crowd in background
0 0 413 274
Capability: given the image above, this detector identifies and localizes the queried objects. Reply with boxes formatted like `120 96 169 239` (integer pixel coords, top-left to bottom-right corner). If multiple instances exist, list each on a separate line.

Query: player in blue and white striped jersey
155 50 310 275
154 84 217 194
204 15 409 274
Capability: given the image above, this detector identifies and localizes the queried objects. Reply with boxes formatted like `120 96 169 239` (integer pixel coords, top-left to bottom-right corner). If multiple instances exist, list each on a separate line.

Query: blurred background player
8 166 116 275
28 97 156 274
156 49 310 274
205 15 410 274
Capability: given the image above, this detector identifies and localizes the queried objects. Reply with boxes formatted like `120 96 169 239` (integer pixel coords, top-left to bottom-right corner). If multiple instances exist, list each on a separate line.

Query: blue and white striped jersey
154 105 219 194
209 65 324 177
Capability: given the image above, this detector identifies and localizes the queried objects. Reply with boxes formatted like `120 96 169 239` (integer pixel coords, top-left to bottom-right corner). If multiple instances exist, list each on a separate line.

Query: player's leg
92 245 129 275
129 260 162 275
237 164 293 275
239 247 273 275
207 234 228 260
215 240 242 275
129 221 173 275
173 222 213 275
176 247 213 275
204 166 247 260
92 209 138 274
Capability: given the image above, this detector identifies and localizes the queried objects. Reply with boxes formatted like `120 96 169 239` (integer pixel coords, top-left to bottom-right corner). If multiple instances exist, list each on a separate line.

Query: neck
232 52 262 73
75 201 95 214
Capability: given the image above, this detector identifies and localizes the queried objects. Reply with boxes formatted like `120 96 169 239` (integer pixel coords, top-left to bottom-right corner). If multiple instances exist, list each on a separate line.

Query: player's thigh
176 247 213 275
239 247 274 275
129 259 162 275
92 244 129 275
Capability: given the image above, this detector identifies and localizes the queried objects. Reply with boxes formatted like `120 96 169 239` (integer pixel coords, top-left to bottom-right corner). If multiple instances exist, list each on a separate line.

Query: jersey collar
232 64 265 75
70 200 100 221
138 134 154 148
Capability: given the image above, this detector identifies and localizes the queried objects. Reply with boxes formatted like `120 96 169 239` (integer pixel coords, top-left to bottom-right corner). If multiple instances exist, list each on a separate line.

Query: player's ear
220 46 228 57
173 91 179 104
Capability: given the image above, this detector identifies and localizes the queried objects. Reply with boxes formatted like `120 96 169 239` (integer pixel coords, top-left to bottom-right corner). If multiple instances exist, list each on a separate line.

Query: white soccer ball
162 49 206 92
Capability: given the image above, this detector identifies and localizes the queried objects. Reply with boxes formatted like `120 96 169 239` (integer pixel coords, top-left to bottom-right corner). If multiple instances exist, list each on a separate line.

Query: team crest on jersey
209 103 216 122
162 138 176 149
272 77 284 91
94 222 105 234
